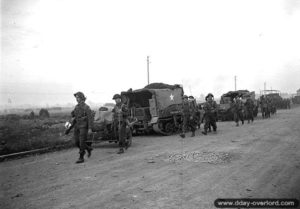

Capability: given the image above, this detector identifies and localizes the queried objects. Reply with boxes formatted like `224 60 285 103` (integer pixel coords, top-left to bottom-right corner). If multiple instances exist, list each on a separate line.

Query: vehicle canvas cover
222 90 250 99
153 88 183 109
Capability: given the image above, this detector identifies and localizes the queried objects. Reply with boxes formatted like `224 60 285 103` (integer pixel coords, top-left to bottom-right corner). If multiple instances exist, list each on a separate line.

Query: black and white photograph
1 0 300 208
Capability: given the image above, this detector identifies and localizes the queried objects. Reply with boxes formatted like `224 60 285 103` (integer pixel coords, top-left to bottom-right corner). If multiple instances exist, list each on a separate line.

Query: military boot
117 147 124 154
202 131 207 135
76 153 84 164
191 132 195 137
87 148 93 158
236 122 239 127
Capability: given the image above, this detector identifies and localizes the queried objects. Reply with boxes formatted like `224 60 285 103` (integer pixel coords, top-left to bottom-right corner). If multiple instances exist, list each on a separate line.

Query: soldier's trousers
245 108 254 122
114 121 126 148
262 106 270 118
195 112 201 128
74 128 92 155
234 110 244 124
204 114 217 132
182 116 196 133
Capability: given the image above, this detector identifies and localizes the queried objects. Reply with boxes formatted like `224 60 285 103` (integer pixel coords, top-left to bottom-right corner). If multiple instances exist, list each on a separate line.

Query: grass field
0 108 74 155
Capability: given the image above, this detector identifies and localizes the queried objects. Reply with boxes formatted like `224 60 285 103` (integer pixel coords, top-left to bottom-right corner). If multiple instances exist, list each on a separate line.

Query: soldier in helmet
232 95 244 126
188 96 200 129
72 92 93 163
112 94 129 154
244 95 255 123
180 95 196 138
202 93 217 135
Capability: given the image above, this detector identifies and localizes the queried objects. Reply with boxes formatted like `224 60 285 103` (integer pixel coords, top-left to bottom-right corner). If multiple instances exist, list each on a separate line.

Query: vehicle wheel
164 122 174 135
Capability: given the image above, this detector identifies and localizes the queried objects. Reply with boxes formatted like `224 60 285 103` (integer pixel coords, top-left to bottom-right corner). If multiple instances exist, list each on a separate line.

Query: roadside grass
0 110 74 155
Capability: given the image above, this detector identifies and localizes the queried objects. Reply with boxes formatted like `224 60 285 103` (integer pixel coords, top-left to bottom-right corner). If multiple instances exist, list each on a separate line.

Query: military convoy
218 90 258 121
120 83 184 135
88 86 288 140
263 93 284 109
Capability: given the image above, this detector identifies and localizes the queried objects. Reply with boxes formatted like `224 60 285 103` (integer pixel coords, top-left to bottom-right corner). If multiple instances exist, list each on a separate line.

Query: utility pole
264 82 266 95
234 76 237 91
189 86 192 95
147 56 150 85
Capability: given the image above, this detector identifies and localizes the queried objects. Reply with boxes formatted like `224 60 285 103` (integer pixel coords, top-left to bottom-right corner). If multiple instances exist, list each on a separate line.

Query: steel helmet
112 94 121 100
74 91 86 101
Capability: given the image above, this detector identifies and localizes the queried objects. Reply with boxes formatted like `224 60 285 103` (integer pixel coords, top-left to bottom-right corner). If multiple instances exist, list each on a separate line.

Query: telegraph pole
264 82 266 95
147 56 150 85
234 76 237 91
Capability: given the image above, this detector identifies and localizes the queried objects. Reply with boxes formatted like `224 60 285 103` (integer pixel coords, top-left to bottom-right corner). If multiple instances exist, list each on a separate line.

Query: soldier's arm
86 106 94 131
122 104 128 112
203 103 208 112
181 104 185 116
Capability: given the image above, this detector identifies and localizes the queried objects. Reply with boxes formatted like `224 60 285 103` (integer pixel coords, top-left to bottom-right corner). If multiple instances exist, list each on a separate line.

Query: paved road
1 107 300 209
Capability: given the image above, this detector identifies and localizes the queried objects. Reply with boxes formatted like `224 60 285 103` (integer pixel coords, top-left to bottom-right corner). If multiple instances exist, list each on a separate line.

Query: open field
0 108 73 155
0 107 299 209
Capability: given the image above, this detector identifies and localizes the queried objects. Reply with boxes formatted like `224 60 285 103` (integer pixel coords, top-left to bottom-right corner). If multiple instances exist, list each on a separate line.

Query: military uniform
287 99 291 109
260 96 269 118
189 96 199 130
112 94 129 154
244 98 254 123
180 95 196 138
72 92 93 163
202 93 217 135
232 97 244 126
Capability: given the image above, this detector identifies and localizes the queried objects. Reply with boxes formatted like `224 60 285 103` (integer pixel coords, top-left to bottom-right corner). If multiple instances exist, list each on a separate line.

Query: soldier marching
112 94 129 154
232 95 244 127
64 87 284 163
244 95 255 123
180 95 196 138
202 93 217 135
71 92 93 164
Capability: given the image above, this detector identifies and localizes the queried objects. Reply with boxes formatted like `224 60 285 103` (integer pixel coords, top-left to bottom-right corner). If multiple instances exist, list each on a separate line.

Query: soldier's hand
190 116 193 120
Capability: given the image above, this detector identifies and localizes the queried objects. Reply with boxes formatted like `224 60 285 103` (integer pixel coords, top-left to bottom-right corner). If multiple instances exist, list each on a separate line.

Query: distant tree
39 108 50 118
29 111 35 119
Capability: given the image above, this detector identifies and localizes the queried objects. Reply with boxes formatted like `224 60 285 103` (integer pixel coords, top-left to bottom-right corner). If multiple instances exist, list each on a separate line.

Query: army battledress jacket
72 103 93 130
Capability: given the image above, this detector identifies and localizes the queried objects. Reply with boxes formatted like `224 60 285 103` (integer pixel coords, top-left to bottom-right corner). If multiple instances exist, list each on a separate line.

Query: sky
1 0 300 108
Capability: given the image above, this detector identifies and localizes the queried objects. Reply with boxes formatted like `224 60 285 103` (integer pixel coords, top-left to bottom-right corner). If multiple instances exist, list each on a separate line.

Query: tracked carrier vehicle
121 83 184 135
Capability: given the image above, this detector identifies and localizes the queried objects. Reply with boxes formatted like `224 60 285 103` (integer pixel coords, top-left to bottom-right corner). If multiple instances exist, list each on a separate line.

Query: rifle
65 118 76 135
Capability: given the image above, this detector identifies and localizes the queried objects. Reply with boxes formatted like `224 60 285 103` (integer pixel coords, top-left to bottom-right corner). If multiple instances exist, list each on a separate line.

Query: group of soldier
260 95 278 119
180 93 218 138
179 93 259 138
232 95 256 126
67 92 129 163
68 91 278 164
